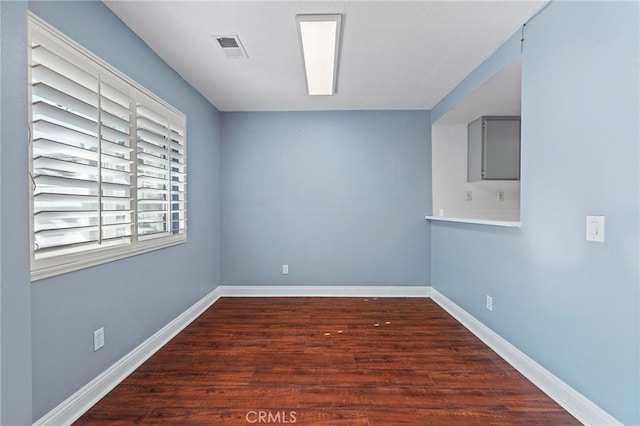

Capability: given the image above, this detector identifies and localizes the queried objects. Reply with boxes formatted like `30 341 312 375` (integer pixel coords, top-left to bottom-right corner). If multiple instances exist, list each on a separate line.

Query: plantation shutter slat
138 128 169 147
33 120 98 151
101 125 129 144
101 139 133 157
34 193 99 214
35 227 100 250
101 97 131 121
32 83 97 119
33 101 97 136
32 64 96 105
34 211 99 233
32 138 98 163
137 116 168 137
34 156 98 179
31 44 97 92
35 175 99 197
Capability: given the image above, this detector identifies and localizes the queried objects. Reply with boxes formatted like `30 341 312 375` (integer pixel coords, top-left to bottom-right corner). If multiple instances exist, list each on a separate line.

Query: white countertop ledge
425 216 521 228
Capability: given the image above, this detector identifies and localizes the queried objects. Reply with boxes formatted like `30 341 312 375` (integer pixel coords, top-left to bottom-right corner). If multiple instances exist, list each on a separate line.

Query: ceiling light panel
296 14 342 96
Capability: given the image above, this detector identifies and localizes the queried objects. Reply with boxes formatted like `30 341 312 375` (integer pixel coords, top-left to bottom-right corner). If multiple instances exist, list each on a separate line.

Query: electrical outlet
465 191 473 201
486 295 493 312
282 264 289 275
497 191 505 202
94 327 104 351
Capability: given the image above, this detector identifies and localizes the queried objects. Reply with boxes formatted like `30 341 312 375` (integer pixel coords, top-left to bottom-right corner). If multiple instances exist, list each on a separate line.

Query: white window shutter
29 13 187 279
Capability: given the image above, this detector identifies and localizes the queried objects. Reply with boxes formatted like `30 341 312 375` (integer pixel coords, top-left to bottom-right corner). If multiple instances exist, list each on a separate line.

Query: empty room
1 0 638 425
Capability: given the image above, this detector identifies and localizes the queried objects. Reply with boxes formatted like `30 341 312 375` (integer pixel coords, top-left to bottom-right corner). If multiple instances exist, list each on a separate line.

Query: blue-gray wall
0 1 221 422
1 1 32 424
431 2 639 424
221 111 431 286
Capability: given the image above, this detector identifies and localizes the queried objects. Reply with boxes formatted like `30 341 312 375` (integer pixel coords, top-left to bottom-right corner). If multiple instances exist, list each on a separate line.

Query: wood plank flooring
75 297 580 425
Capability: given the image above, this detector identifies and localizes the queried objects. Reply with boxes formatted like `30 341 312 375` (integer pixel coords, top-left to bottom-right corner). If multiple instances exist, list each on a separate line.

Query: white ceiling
103 0 547 112
435 55 522 125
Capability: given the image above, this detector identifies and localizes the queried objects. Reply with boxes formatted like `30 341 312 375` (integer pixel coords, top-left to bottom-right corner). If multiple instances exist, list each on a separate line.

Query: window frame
28 12 187 281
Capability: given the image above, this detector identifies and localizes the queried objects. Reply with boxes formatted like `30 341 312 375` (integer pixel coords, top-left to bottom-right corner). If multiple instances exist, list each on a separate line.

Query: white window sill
31 235 186 281
425 216 521 228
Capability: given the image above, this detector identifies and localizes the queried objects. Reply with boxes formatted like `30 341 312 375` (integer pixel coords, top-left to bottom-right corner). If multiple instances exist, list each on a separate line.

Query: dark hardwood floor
75 297 580 425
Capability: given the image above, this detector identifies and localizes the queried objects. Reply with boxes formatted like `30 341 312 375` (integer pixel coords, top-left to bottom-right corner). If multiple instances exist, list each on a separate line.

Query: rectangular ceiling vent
213 35 248 59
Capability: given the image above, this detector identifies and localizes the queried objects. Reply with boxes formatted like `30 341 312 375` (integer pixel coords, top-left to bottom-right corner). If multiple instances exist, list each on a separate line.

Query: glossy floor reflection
75 297 580 425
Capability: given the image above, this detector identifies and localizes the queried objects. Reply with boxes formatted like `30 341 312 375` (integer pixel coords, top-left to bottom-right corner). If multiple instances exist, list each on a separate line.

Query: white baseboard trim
218 285 432 298
430 288 621 426
34 284 618 426
33 288 223 426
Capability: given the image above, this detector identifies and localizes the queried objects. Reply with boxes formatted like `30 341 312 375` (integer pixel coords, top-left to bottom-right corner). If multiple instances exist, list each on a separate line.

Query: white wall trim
218 285 432 298
33 288 223 426
34 284 619 426
430 288 621 426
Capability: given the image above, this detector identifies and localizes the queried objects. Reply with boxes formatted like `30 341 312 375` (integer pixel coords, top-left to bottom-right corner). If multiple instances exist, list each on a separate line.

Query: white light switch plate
586 216 605 243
